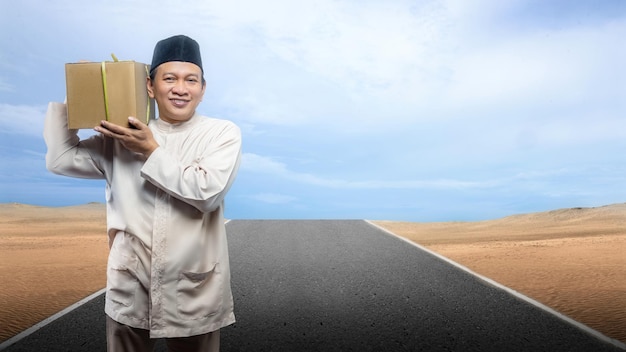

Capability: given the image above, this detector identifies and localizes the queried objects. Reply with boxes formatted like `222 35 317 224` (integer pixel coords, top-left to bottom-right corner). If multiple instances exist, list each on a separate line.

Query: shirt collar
153 113 200 133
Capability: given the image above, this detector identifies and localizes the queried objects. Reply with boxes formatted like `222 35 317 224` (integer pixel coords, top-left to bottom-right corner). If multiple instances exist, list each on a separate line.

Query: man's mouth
170 99 189 108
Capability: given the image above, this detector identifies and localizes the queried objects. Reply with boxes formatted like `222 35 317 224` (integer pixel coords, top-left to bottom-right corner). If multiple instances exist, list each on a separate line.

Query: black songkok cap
150 35 203 74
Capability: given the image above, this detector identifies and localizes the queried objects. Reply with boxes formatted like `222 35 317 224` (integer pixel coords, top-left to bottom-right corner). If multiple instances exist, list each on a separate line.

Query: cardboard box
65 61 155 129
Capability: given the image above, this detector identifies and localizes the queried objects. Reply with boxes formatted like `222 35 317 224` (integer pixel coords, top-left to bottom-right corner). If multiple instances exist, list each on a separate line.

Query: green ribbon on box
100 60 112 121
100 53 151 124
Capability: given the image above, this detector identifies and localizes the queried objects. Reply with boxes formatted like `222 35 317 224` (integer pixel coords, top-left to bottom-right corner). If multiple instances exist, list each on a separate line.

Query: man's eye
164 77 175 82
187 78 198 83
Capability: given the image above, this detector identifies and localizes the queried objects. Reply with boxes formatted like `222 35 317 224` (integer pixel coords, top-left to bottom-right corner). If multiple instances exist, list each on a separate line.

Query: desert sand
0 203 624 344
0 203 108 342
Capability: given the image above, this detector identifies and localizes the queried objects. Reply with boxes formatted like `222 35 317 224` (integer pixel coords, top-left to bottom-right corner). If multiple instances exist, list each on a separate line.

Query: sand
0 203 624 344
0 203 108 342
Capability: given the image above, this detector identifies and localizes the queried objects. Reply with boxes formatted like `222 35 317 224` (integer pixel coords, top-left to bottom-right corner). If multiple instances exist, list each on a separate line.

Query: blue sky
1 0 625 221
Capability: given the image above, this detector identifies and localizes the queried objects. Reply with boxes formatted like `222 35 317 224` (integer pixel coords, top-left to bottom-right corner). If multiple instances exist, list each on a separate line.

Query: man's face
147 61 206 124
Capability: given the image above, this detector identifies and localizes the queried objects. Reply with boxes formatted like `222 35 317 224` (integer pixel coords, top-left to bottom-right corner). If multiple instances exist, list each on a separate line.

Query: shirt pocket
106 250 139 308
176 262 223 320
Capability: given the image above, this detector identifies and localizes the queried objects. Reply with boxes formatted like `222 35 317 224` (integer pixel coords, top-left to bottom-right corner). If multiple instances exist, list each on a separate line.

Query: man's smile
170 99 190 107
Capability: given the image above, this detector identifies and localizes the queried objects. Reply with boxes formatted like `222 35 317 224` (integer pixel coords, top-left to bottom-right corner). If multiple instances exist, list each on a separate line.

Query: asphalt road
2 220 624 351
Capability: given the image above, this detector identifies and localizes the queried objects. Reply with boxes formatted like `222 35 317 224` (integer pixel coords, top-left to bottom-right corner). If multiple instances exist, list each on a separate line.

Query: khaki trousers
106 316 220 352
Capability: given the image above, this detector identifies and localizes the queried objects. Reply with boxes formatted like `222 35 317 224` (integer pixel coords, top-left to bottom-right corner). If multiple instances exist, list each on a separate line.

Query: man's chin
159 113 194 124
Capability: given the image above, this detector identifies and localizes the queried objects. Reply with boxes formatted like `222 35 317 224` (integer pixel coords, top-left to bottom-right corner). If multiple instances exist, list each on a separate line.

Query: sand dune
0 203 108 342
0 203 624 344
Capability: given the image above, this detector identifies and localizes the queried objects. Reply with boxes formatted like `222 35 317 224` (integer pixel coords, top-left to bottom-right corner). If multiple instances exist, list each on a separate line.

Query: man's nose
172 80 187 94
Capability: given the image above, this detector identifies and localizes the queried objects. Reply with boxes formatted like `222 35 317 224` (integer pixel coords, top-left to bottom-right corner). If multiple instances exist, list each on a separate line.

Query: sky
1 0 625 222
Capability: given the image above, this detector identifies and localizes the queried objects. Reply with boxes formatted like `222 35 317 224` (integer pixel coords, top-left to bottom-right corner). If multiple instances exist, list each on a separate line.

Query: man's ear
146 77 155 99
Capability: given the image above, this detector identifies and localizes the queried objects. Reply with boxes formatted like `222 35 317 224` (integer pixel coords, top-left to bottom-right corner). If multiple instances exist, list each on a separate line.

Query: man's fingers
128 116 146 130
94 124 111 136
93 117 157 156
100 120 122 133
95 120 126 137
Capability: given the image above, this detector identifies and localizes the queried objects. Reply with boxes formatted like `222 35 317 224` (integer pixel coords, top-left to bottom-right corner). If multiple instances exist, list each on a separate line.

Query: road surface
2 220 624 351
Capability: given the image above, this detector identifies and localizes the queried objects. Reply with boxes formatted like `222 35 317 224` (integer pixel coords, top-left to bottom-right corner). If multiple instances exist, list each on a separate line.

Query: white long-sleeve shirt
44 102 241 338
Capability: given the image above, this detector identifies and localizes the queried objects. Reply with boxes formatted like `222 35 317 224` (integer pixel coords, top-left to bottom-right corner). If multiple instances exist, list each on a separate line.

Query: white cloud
0 103 98 139
237 122 267 136
447 19 626 109
0 104 47 137
241 152 289 174
241 152 626 197
163 0 452 127
241 153 499 190
225 0 448 104
195 0 626 132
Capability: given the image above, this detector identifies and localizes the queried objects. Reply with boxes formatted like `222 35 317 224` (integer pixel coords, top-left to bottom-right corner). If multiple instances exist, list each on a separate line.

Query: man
44 35 241 351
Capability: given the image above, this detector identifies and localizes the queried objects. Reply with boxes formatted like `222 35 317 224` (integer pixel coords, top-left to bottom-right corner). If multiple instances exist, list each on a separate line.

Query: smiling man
44 35 242 352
